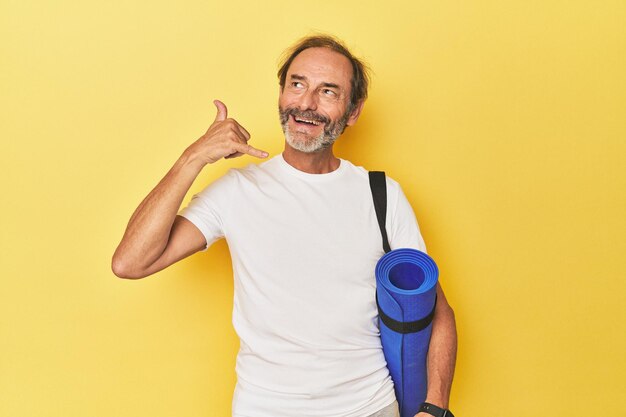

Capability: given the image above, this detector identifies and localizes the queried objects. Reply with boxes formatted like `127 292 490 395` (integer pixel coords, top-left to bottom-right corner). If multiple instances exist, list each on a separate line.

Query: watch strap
419 402 455 417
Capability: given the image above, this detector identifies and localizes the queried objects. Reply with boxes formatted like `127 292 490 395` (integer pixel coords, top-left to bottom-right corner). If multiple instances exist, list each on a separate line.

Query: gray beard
279 107 351 153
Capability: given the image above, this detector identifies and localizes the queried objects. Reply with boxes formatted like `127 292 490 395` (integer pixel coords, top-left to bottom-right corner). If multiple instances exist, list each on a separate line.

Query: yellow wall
1 1 624 416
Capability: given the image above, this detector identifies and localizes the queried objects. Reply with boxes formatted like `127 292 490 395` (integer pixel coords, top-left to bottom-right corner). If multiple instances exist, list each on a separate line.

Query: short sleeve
178 173 234 252
386 178 427 253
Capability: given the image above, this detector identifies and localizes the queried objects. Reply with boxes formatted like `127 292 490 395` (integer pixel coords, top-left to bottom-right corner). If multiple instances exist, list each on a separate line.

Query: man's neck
282 144 340 174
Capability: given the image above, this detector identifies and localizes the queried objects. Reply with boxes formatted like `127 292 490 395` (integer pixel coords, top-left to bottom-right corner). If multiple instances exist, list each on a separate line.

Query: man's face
278 47 362 153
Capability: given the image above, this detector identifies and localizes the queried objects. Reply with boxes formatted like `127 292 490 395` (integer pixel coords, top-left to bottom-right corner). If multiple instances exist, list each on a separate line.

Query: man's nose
298 89 318 111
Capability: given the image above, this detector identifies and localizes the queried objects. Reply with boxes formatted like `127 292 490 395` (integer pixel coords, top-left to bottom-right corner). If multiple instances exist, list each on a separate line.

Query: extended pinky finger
236 142 268 159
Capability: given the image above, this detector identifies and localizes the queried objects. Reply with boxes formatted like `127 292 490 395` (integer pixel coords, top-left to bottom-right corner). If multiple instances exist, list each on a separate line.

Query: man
112 35 457 417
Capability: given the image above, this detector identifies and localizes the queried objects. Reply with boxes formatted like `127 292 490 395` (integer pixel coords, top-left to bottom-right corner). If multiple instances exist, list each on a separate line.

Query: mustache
279 107 330 125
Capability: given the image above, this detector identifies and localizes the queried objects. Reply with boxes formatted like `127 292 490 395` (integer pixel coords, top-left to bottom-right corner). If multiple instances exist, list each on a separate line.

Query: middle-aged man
112 35 457 417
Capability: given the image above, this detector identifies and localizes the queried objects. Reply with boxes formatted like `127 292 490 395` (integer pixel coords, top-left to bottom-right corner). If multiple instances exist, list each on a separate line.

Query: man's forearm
424 283 457 409
112 151 204 275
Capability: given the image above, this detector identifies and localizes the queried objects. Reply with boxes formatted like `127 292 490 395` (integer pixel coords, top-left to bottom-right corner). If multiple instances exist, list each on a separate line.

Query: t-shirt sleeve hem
178 209 220 252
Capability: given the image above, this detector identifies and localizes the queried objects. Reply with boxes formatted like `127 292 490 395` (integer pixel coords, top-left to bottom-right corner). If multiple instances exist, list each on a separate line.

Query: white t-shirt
179 154 426 417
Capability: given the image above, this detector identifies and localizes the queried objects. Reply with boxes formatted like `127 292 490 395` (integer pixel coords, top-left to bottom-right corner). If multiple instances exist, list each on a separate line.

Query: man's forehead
287 47 353 87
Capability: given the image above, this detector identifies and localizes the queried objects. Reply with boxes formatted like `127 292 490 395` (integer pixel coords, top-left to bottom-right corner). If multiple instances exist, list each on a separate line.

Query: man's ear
346 100 365 126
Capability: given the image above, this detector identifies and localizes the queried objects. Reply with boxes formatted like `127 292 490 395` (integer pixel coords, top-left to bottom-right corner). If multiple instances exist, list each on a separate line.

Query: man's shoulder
188 157 281 206
344 160 403 191
220 154 281 180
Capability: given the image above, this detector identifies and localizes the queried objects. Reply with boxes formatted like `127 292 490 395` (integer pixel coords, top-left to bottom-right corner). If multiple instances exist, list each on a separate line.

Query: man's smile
293 115 322 126
289 114 325 132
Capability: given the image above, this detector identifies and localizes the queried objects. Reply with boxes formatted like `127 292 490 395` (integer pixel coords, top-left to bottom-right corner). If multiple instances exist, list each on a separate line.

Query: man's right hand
184 100 268 166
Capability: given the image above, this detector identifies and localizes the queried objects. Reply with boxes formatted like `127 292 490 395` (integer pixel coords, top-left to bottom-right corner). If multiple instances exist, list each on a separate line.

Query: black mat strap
376 295 437 334
369 171 391 254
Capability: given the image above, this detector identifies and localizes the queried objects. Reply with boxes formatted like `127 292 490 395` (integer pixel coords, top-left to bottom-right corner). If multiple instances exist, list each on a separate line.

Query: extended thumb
213 100 228 122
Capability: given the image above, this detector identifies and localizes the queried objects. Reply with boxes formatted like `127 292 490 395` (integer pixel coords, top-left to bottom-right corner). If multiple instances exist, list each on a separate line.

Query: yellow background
1 0 625 416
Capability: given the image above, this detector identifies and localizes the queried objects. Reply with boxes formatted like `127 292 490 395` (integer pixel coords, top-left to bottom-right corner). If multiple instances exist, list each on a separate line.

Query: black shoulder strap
370 171 437 335
369 171 391 253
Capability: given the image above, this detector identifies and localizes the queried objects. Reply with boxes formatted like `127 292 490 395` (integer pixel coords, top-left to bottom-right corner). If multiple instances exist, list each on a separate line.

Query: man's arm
387 182 458 413
415 283 457 416
111 100 268 279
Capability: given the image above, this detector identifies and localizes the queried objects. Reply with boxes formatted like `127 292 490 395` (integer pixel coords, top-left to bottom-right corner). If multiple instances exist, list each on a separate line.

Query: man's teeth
295 117 321 126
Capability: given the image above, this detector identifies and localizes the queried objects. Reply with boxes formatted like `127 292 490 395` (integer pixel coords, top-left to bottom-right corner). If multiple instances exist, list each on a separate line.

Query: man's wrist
424 394 449 409
179 149 208 172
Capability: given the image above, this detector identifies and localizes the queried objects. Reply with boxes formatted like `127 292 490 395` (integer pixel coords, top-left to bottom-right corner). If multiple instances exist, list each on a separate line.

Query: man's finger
237 124 251 141
225 152 243 159
213 100 228 122
235 142 268 159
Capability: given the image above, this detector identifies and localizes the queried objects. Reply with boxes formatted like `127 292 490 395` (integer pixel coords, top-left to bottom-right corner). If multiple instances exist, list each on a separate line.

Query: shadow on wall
334 102 383 169
178 239 234 290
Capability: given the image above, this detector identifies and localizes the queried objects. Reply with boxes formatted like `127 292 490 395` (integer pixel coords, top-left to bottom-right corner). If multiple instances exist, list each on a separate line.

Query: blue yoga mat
375 248 439 417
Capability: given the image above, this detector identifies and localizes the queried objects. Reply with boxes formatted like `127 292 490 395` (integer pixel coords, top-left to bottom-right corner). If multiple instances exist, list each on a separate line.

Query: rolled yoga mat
375 248 439 417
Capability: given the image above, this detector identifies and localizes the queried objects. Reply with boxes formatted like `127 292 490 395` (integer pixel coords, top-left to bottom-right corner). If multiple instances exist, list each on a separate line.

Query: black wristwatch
419 402 455 417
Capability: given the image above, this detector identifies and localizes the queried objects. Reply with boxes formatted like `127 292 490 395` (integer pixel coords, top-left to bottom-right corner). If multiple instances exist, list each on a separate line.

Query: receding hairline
277 35 371 109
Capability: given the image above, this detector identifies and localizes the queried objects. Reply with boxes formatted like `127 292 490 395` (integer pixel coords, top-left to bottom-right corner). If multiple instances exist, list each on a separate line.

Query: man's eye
292 81 303 88
322 89 336 96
